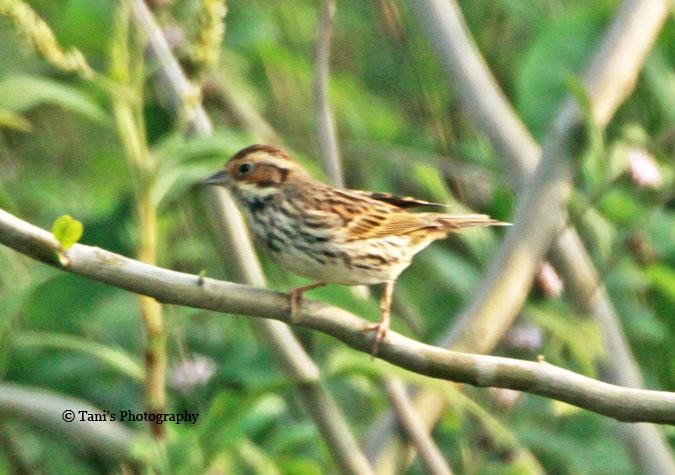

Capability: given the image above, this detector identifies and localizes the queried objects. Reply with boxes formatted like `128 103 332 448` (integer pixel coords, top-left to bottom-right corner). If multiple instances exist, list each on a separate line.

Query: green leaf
567 75 607 192
529 303 604 376
0 75 109 125
0 180 18 213
12 332 144 381
280 458 323 475
515 4 611 138
151 164 215 210
551 399 582 417
51 215 84 250
151 131 253 209
166 429 205 473
0 108 31 132
643 49 675 125
410 162 454 204
235 439 281 474
648 264 675 303
565 75 594 122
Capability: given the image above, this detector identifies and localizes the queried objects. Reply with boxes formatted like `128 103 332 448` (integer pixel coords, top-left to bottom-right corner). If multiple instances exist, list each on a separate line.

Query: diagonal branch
429 0 669 358
1 208 674 425
313 0 344 187
383 379 454 475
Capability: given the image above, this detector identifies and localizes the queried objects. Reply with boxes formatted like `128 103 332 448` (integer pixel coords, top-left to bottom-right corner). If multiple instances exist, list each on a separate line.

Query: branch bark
383 379 453 475
1 208 674 425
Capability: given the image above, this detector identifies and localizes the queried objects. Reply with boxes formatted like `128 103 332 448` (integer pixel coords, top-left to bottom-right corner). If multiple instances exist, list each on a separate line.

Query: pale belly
268 236 431 286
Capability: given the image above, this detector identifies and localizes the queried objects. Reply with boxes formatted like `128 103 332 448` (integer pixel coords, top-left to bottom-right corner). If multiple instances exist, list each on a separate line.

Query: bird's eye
238 163 254 175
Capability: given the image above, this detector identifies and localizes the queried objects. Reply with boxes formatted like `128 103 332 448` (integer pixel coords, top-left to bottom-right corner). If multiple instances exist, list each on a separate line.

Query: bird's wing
307 187 441 241
345 210 439 240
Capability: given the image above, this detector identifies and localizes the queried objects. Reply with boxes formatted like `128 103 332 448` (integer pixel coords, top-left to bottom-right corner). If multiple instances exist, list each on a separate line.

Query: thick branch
1 208 674 425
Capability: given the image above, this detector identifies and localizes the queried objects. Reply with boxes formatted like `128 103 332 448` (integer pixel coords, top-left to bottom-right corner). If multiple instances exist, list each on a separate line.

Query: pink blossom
169 354 216 394
489 387 523 409
628 148 661 188
536 261 563 298
504 323 544 351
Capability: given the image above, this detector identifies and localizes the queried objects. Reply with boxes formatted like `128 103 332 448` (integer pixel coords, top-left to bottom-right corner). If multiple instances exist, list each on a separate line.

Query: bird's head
204 144 307 200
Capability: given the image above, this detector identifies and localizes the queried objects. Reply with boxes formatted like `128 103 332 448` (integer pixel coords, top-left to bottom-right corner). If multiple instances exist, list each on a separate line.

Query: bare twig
129 2 373 473
1 208 674 424
384 379 453 475
313 0 344 186
130 0 212 135
110 4 166 437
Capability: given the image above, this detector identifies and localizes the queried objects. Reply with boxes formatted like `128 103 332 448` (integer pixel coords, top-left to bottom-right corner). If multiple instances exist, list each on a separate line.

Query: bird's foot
289 282 325 324
364 319 389 357
364 280 395 357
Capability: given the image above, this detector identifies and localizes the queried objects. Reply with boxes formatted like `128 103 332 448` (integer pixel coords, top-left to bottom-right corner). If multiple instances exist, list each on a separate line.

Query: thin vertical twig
135 192 166 438
130 1 373 473
313 0 344 187
111 4 166 438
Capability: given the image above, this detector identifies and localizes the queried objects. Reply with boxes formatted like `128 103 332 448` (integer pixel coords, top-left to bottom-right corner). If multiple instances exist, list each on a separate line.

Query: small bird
205 144 508 354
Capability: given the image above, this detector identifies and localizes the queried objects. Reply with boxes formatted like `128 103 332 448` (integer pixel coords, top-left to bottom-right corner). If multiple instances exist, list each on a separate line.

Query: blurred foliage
0 0 673 473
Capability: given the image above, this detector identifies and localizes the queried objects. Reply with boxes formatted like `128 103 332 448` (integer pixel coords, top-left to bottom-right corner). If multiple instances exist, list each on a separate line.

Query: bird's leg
365 280 394 356
289 282 326 323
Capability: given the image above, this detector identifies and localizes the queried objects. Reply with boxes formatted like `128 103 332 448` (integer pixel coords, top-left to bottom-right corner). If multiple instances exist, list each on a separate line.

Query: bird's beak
203 170 230 186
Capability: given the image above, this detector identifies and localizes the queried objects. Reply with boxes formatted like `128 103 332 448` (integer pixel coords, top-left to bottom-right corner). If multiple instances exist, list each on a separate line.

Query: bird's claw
364 321 389 357
288 282 325 324
289 288 302 324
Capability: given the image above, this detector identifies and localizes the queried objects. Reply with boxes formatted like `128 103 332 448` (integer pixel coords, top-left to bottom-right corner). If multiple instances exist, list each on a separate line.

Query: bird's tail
436 213 510 232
